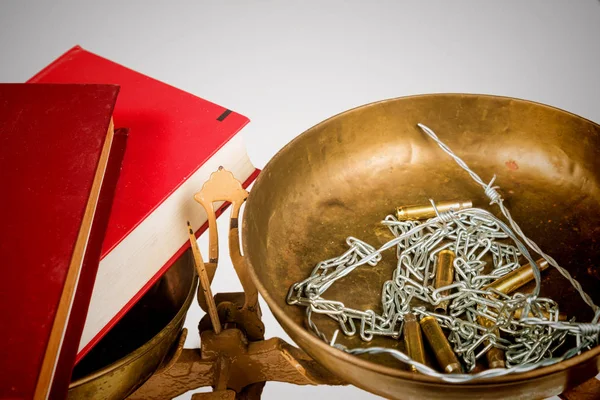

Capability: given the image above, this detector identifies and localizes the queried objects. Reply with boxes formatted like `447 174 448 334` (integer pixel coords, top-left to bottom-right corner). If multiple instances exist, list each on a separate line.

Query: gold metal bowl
242 94 600 399
68 249 197 400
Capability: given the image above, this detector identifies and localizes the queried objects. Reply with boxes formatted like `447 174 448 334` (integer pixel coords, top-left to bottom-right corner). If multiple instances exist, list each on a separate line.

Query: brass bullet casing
513 308 568 321
476 316 505 369
419 316 462 374
396 200 473 221
403 313 426 373
483 258 549 295
434 250 456 314
485 348 506 369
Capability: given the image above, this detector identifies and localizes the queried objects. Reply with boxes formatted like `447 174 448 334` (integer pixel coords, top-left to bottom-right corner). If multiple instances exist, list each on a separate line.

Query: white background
1 1 599 399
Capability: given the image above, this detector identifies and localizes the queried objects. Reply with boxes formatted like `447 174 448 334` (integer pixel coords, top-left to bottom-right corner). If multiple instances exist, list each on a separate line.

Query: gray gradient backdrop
1 1 599 399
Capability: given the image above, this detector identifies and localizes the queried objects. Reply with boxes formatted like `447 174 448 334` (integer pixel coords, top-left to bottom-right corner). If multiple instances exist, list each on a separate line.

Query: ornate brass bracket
128 315 343 399
127 168 343 399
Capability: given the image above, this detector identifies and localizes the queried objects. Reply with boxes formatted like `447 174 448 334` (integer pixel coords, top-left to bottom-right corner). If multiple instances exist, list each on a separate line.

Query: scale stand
126 168 600 400
127 168 343 400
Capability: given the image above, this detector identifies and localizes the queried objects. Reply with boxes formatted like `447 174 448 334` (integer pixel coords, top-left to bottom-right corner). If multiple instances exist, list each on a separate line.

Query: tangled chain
286 124 600 382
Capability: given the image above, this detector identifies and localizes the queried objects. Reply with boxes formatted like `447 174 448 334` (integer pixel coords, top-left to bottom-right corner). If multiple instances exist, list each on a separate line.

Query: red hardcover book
28 46 259 361
0 84 127 399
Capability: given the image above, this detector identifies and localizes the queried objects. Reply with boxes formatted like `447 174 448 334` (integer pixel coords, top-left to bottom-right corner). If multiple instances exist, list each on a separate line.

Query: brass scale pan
243 94 600 399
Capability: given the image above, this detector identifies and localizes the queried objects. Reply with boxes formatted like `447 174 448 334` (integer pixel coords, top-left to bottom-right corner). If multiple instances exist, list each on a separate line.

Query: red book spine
50 128 129 399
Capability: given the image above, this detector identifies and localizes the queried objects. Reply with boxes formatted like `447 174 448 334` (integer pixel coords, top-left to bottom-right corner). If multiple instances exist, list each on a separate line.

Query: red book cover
0 84 126 399
28 46 259 362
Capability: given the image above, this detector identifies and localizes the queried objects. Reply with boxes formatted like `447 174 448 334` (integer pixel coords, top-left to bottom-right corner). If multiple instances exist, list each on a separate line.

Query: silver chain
286 123 600 382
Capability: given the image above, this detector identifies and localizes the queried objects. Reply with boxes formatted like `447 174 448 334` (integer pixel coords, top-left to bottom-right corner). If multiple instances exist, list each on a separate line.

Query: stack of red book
0 46 258 399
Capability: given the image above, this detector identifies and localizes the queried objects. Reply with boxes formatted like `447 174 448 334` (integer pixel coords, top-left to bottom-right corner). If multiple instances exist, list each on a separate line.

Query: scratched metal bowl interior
243 94 600 396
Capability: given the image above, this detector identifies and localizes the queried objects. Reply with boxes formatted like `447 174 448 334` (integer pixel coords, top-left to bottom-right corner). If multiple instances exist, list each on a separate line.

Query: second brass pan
68 250 197 400
242 94 600 399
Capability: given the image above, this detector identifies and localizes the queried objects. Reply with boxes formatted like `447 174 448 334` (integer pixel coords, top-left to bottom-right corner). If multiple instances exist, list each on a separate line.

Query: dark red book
0 84 127 399
28 46 259 361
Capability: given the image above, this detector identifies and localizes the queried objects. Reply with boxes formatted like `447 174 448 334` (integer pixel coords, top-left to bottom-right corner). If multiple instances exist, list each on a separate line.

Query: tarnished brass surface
68 249 197 400
484 258 550 295
434 250 456 314
420 316 462 374
188 220 222 334
559 377 600 400
198 292 265 341
128 329 345 399
242 94 600 399
403 313 426 373
194 166 259 312
192 390 236 400
396 200 472 221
